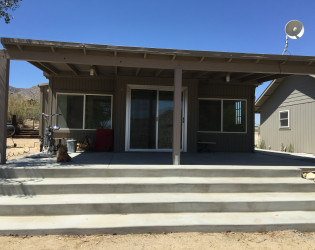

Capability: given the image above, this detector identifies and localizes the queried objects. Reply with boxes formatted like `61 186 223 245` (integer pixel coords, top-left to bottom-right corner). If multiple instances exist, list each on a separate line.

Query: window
57 94 112 129
198 99 246 133
279 110 289 128
223 100 246 132
85 95 112 129
57 95 84 129
199 100 221 131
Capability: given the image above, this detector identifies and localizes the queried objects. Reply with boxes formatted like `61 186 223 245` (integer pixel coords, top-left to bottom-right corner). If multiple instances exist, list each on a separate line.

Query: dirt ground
0 231 315 250
6 138 40 161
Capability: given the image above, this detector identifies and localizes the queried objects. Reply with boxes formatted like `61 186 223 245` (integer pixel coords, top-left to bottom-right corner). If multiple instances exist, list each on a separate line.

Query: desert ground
0 231 315 250
6 138 40 161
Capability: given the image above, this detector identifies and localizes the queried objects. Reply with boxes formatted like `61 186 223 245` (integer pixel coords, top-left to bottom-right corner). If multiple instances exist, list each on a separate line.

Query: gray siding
42 75 255 153
260 75 315 153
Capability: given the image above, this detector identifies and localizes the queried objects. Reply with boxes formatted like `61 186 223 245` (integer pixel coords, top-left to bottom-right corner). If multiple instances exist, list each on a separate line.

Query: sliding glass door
129 90 157 149
127 88 186 151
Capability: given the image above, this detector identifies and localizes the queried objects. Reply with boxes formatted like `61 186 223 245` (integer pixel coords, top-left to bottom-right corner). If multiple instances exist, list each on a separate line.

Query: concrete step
1 211 315 235
0 165 302 178
1 193 315 215
1 177 314 195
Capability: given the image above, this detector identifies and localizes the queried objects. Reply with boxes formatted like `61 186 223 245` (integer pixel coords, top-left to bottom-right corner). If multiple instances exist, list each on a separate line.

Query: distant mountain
9 85 40 100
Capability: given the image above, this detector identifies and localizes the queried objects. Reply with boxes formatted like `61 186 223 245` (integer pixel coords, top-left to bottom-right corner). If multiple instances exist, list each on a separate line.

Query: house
255 75 315 154
1 38 315 164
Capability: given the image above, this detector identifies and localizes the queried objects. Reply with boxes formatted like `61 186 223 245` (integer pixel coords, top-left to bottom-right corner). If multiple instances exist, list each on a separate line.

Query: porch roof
2 37 315 85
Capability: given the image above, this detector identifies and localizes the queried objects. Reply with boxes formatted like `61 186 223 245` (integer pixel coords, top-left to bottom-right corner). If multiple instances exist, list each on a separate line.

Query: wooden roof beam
28 61 52 75
9 50 315 75
240 73 268 82
194 71 210 78
232 73 253 81
66 63 80 76
256 74 290 83
38 62 60 75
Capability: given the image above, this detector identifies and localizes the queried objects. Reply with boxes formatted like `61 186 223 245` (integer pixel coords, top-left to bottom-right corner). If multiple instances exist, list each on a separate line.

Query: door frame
125 84 188 152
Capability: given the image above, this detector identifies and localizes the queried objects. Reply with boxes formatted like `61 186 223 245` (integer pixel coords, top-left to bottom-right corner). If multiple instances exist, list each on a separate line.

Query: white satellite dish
282 20 304 54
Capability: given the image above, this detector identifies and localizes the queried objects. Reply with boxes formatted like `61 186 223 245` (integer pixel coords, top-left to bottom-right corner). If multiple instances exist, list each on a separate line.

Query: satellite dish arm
282 35 289 55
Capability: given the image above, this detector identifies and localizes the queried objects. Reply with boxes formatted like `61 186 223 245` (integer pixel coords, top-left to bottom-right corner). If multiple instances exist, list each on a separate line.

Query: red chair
95 129 113 152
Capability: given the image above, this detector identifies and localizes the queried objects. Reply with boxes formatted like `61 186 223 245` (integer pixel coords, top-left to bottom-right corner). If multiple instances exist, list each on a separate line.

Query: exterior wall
260 75 315 153
198 81 255 152
42 75 255 153
50 76 115 144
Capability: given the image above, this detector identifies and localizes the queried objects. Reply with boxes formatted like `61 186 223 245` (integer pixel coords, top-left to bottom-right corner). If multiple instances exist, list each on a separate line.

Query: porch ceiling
2 37 315 85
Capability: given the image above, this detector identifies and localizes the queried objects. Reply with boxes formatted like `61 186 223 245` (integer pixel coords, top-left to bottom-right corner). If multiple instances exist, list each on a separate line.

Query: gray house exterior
1 38 315 164
255 75 315 154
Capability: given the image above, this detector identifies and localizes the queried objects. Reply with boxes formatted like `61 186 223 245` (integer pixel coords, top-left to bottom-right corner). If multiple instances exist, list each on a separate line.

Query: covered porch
1 38 315 165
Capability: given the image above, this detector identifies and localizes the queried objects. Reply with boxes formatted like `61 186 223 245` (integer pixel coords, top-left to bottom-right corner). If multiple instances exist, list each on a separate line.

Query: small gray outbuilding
255 75 315 154
1 38 315 164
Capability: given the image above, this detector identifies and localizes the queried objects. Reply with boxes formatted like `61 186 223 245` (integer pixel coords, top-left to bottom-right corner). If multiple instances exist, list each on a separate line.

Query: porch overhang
2 38 315 85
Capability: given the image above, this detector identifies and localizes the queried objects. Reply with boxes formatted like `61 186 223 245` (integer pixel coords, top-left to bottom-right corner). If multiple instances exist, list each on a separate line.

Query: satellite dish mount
282 20 304 55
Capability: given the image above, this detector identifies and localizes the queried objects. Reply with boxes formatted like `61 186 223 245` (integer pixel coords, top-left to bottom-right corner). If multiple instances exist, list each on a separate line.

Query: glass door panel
158 91 173 149
130 89 156 149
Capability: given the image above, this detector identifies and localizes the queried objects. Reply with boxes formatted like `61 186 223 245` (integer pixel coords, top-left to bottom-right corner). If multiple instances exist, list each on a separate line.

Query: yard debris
302 172 315 180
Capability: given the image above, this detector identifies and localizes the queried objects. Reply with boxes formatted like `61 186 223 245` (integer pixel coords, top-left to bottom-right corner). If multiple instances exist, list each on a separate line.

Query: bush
7 94 40 124
257 139 266 149
287 144 294 153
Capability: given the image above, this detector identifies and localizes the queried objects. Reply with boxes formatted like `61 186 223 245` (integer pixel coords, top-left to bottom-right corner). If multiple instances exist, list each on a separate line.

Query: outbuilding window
279 110 289 128
198 99 246 133
57 94 112 130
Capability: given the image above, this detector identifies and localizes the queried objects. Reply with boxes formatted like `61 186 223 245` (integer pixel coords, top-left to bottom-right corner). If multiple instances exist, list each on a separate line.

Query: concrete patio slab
3 150 315 168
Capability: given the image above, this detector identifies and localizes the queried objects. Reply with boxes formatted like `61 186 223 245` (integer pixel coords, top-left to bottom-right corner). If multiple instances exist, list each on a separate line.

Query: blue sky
1 0 315 123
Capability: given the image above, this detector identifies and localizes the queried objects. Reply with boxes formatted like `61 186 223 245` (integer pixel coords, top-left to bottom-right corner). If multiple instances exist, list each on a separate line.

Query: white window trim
279 110 290 128
56 93 113 130
197 98 247 134
125 85 188 152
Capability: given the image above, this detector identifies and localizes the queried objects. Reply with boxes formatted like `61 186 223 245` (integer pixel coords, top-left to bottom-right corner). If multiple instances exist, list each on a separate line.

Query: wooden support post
172 68 182 165
0 51 10 164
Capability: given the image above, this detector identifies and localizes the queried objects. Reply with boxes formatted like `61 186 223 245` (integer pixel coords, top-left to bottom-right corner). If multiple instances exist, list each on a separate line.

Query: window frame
56 93 113 130
198 98 247 134
279 110 290 129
